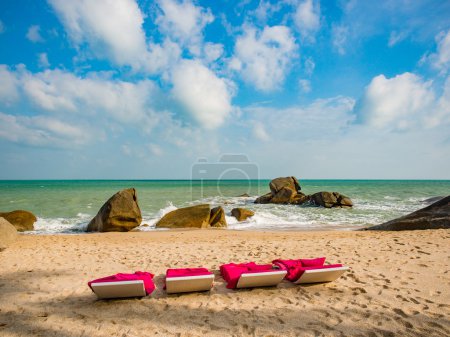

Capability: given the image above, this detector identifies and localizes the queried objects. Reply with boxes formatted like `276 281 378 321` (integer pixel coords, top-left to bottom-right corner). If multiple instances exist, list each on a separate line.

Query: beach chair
165 268 215 294
88 271 155 299
220 262 287 289
273 257 349 284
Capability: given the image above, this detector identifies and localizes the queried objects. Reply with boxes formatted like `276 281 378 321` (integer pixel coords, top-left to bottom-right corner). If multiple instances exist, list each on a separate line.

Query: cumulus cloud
48 0 148 68
0 65 19 104
26 25 44 42
298 79 311 93
230 25 297 91
172 60 234 129
294 0 320 41
156 0 213 56
0 112 90 147
21 69 155 124
357 73 438 130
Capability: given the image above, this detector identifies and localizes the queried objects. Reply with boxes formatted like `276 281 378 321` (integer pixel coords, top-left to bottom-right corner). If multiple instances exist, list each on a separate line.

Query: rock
254 192 273 204
269 176 301 194
366 195 450 231
270 187 296 204
291 193 310 205
421 196 444 204
209 206 227 228
0 210 37 231
310 192 353 208
87 188 142 232
156 204 211 229
0 217 18 250
231 208 255 221
237 193 250 197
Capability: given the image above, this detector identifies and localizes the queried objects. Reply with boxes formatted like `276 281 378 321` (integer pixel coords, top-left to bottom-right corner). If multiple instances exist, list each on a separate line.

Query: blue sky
0 0 450 179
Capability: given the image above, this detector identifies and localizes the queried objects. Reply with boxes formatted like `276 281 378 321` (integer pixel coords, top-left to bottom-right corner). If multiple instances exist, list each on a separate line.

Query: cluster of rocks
255 176 353 208
2 181 447 238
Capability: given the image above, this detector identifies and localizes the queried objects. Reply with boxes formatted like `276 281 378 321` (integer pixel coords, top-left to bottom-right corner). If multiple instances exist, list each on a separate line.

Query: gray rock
366 195 450 231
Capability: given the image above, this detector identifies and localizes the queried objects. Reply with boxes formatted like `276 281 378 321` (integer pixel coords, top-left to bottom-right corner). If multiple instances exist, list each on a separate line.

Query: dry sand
0 229 449 337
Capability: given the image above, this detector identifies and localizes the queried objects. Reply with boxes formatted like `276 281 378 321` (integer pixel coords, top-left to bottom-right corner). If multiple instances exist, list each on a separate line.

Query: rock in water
310 192 353 208
269 176 301 194
209 206 227 228
420 196 444 204
156 204 212 229
231 208 255 221
366 195 450 231
0 217 18 250
87 188 142 232
254 192 273 204
0 210 37 231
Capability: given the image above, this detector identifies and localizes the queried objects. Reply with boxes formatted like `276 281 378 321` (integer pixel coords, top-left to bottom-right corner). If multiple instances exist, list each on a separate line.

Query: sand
0 229 449 337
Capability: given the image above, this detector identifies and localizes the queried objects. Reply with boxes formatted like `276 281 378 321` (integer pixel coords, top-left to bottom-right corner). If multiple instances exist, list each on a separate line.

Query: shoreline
1 229 449 336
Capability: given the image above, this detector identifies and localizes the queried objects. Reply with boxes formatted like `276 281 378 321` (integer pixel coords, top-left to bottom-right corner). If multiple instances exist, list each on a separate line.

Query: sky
0 0 450 180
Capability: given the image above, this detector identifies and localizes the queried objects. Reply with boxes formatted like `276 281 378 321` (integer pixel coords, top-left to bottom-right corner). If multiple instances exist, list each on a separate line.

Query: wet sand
0 229 449 336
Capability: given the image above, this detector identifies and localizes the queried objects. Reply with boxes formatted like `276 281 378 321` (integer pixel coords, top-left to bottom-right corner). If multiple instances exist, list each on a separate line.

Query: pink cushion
292 263 343 281
300 257 326 267
220 262 274 289
166 268 212 278
88 271 155 295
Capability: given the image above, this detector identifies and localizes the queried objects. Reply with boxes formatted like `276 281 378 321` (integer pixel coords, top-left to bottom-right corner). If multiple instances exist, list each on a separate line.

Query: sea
0 180 448 234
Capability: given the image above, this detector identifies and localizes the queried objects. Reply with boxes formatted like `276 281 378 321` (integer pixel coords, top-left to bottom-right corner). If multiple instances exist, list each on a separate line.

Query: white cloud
388 30 408 47
203 43 224 64
145 38 182 76
298 79 311 93
252 121 269 141
304 57 315 76
26 25 44 43
48 0 148 68
21 69 156 124
156 0 213 56
230 25 297 91
172 60 234 129
38 53 50 68
294 0 320 41
0 65 19 104
332 24 348 55
427 30 450 74
0 112 89 147
358 73 436 130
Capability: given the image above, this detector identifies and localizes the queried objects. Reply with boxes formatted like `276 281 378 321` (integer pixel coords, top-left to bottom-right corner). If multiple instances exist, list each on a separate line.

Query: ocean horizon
1 179 448 234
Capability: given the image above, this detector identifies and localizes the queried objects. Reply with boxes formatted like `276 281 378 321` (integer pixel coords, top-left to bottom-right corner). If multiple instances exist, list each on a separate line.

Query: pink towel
220 262 274 289
273 258 343 282
88 271 155 295
166 268 212 278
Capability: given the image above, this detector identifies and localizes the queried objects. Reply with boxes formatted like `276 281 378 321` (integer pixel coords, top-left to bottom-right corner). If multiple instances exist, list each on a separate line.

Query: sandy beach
0 229 449 337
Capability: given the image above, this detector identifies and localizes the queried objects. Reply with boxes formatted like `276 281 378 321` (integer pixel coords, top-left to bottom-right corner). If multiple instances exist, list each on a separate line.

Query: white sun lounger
294 266 349 284
236 270 287 288
91 280 146 299
166 274 215 294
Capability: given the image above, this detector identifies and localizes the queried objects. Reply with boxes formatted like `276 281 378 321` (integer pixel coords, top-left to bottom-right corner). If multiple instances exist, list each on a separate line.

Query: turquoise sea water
0 180 449 233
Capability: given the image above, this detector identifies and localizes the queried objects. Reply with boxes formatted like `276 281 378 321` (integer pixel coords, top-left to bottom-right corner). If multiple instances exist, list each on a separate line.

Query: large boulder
0 210 36 231
255 176 304 204
156 204 211 229
87 188 142 232
310 192 353 208
269 176 301 194
231 208 255 221
366 195 450 231
0 217 18 250
209 206 227 228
